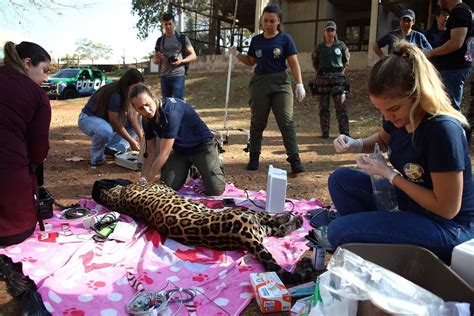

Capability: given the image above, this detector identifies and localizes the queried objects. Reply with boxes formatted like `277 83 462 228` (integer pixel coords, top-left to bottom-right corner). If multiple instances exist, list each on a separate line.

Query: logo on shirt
273 48 281 58
334 48 341 55
256 49 263 58
403 163 424 181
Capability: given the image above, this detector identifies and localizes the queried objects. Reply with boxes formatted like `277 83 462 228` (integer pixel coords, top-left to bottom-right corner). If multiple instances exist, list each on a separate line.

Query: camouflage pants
316 75 349 135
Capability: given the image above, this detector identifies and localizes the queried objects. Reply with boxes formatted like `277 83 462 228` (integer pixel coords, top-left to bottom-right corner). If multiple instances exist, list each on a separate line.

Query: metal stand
214 0 250 152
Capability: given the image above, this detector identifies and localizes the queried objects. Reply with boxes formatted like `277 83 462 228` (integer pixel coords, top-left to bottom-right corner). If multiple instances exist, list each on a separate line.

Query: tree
2 0 92 23
75 38 113 65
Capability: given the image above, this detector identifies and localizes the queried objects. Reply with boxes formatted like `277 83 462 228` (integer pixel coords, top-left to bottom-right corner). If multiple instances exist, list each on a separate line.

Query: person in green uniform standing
312 21 350 138
231 4 306 174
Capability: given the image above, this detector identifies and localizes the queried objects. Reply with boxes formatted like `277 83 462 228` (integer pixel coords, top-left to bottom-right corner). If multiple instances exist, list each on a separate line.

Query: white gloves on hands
356 156 398 184
229 46 239 57
138 177 147 184
333 135 363 153
295 83 306 102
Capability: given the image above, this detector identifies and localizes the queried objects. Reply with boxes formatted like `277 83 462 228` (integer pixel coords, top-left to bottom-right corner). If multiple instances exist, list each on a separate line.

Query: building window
345 20 370 51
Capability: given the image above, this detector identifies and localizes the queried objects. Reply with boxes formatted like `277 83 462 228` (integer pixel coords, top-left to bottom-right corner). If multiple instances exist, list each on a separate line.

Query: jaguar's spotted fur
92 179 312 283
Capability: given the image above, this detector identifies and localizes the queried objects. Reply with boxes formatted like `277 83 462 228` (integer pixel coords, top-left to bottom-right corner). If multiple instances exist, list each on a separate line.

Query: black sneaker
89 160 105 167
104 147 119 157
320 131 329 139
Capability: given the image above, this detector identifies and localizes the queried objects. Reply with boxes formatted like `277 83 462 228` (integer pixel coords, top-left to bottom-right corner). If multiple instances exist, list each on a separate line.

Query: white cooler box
114 151 140 171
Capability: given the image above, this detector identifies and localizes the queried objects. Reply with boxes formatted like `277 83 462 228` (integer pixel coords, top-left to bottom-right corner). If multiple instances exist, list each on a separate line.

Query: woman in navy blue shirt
232 4 305 174
329 40 474 263
78 68 144 166
129 84 225 196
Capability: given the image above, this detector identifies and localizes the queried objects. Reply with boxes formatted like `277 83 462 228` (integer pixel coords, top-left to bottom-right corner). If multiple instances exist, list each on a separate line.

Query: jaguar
92 179 312 283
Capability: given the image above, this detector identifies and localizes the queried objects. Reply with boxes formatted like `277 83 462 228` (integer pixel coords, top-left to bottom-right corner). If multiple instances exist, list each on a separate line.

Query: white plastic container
451 238 474 287
115 151 140 171
265 165 287 214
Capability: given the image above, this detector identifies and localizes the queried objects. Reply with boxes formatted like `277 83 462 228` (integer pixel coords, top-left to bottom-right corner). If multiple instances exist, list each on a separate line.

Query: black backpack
155 32 189 75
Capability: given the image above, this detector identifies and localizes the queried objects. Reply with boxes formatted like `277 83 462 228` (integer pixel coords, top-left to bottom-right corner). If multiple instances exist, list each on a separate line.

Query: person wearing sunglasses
373 9 432 58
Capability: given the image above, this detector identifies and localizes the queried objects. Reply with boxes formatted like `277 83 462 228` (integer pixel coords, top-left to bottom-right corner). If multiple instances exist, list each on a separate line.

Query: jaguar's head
92 179 132 210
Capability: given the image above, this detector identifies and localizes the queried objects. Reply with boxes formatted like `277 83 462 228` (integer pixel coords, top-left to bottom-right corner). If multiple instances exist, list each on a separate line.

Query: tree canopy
75 38 113 64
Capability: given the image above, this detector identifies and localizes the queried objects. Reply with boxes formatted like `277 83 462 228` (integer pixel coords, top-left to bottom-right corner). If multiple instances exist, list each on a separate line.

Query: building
281 0 458 69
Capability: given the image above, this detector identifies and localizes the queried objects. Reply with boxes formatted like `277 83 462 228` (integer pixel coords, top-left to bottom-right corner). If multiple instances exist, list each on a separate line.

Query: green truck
41 67 112 100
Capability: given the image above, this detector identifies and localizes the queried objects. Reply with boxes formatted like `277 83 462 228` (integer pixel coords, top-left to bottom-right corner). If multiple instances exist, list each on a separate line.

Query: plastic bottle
370 143 399 211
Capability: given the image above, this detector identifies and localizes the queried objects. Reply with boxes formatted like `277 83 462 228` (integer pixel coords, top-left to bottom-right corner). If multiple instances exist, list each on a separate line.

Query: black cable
60 206 91 220
164 288 195 304
243 189 265 210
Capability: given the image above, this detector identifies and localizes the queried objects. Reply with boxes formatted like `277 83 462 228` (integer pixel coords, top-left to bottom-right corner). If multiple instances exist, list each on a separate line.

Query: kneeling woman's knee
94 127 114 144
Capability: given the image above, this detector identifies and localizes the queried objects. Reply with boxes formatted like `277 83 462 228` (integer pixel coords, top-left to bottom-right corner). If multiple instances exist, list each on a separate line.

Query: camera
167 54 178 63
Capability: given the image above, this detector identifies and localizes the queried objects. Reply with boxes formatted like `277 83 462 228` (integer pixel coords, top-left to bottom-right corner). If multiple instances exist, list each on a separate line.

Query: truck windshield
52 69 80 78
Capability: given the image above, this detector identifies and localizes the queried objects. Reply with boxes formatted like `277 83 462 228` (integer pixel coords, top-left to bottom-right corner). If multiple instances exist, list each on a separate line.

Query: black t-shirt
437 3 473 70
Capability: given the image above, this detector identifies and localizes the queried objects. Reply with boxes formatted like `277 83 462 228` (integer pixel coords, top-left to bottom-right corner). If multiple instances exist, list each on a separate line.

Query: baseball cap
324 21 337 30
400 9 416 21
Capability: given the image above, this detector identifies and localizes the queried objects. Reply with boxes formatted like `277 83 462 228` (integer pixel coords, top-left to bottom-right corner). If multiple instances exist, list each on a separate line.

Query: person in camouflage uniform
312 21 350 138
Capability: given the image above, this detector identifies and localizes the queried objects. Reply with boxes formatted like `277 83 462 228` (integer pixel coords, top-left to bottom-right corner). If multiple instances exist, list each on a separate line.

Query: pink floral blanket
0 180 323 315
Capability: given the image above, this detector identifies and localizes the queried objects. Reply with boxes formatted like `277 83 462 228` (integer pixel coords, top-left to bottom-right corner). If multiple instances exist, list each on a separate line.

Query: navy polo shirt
377 29 432 54
383 115 474 219
82 91 121 122
248 32 298 75
143 97 213 151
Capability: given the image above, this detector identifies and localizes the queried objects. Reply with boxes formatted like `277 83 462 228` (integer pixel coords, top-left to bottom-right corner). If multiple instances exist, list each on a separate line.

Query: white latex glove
333 135 363 153
356 156 398 184
229 46 239 57
138 177 147 184
295 83 306 102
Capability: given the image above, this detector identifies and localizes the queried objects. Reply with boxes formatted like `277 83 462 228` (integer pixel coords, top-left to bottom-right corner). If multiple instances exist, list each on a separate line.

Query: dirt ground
1 69 472 314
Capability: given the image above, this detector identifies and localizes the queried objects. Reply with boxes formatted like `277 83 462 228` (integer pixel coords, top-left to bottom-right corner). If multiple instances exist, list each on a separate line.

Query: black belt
318 67 343 75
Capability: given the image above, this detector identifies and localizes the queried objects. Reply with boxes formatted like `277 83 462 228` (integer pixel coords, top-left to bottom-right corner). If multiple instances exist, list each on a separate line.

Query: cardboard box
342 244 474 315
250 272 291 313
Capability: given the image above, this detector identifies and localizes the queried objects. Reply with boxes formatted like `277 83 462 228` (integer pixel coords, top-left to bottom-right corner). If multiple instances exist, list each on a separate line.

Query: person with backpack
152 13 197 100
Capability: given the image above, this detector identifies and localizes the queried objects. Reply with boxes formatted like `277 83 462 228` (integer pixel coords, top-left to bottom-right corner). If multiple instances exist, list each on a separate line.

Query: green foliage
75 38 113 63
131 0 170 40
131 0 215 40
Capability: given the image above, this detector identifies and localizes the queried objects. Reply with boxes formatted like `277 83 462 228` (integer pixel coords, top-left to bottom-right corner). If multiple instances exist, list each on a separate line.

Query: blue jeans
160 75 185 100
78 112 136 164
327 167 474 263
439 67 471 111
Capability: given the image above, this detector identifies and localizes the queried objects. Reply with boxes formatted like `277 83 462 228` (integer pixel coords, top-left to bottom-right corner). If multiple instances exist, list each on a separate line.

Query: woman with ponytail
0 41 52 245
328 40 474 263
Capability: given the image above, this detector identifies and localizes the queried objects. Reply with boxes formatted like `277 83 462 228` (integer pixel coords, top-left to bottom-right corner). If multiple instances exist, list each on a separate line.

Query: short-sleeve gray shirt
157 33 191 77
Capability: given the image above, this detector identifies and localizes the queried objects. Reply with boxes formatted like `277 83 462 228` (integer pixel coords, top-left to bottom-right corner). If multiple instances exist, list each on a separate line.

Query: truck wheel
60 88 77 100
